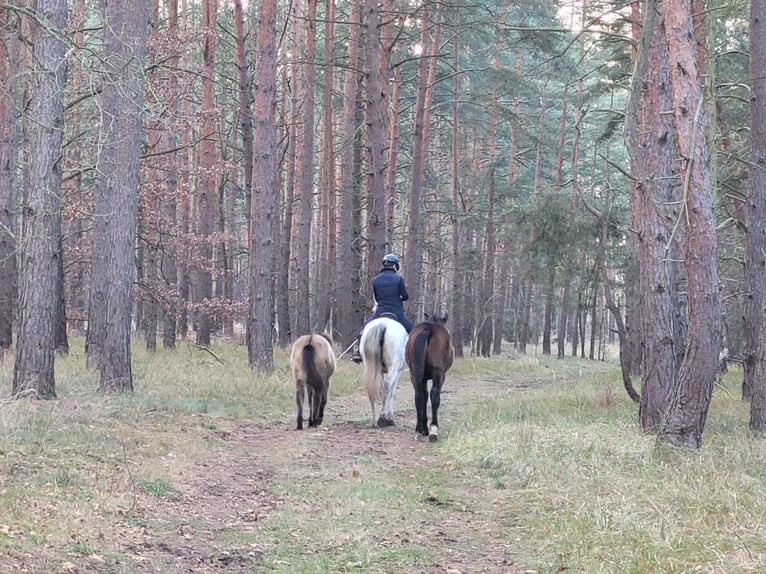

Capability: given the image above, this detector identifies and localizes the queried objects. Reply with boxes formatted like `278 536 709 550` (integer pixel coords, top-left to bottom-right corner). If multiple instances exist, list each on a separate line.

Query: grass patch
1 340 766 573
133 477 182 498
445 368 766 573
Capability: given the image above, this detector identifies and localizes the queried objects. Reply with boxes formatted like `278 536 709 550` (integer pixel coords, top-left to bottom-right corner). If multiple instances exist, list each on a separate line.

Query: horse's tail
361 322 386 402
302 339 324 391
412 327 432 386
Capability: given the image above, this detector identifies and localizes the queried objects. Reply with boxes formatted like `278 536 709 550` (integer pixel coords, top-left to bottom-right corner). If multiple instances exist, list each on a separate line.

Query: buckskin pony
359 316 408 428
291 333 336 430
405 314 454 442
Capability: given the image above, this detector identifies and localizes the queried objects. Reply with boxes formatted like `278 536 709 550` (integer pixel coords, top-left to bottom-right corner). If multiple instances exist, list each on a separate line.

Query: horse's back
361 317 408 356
406 320 454 372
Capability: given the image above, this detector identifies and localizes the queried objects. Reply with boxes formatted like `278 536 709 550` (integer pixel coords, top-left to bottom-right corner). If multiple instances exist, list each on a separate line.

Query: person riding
351 253 413 362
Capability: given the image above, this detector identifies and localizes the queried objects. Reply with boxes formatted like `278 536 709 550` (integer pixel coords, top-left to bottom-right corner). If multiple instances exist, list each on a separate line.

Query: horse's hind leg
316 384 328 426
414 381 429 436
369 398 379 428
377 373 396 427
429 371 444 442
296 383 305 430
308 387 318 427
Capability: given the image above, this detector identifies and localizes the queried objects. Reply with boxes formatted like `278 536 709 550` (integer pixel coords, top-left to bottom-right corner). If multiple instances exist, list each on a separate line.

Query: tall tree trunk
0 8 18 355
87 5 120 369
518 282 533 354
13 0 68 399
319 0 336 333
658 0 722 448
234 0 254 219
557 281 570 359
99 0 147 392
54 232 68 354
194 0 218 347
589 278 598 360
624 0 681 429
338 1 364 348
161 0 180 350
247 0 277 371
177 0 191 340
277 15 301 345
748 0 766 430
295 0 317 336
405 4 441 317
363 0 390 294
493 248 512 356
542 265 555 355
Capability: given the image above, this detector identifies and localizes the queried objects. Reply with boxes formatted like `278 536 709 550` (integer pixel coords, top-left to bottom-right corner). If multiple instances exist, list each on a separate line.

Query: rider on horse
351 253 413 363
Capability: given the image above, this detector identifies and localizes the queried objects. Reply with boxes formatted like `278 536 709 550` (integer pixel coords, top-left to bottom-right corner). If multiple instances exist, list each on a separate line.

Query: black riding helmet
382 253 400 271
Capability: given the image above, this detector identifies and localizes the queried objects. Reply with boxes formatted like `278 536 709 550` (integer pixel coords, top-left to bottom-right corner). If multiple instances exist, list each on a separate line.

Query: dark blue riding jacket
372 268 413 332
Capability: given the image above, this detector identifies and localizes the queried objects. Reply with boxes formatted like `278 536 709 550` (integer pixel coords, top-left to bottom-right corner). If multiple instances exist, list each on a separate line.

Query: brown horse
291 333 336 430
405 314 454 442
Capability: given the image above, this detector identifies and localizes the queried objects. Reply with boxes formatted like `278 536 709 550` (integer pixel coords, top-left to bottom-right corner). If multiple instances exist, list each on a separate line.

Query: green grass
445 369 766 573
2 339 766 573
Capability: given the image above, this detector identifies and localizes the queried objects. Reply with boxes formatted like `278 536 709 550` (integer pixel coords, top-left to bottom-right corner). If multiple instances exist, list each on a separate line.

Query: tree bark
747 0 766 430
234 0 254 220
658 0 722 447
338 1 364 349
363 0 390 293
194 0 218 347
161 0 180 350
247 0 278 371
319 0 337 334
624 0 681 429
13 0 68 399
295 0 317 336
0 8 18 355
99 0 147 393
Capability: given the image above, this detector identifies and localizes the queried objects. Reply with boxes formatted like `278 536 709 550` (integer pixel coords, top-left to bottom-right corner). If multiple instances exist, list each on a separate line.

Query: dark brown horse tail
302 341 324 391
412 327 432 386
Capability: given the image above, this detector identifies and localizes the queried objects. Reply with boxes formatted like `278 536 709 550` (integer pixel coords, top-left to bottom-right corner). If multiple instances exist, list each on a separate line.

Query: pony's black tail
302 343 324 391
412 327 431 387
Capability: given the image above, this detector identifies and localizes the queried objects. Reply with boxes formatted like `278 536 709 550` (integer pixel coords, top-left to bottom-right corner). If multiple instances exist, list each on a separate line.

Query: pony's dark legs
414 381 429 436
296 385 305 430
429 371 444 441
308 386 326 427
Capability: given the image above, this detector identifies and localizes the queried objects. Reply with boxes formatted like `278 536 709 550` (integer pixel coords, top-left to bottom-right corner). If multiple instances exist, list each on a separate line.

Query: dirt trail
106 371 526 574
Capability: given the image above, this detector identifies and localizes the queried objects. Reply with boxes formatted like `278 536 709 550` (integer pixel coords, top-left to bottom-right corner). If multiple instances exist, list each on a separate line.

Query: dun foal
291 333 336 430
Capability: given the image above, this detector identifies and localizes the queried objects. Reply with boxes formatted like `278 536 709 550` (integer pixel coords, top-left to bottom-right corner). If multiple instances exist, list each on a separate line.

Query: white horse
359 317 408 428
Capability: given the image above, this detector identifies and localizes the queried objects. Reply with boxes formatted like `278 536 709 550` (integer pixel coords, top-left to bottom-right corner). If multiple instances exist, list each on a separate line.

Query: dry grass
1 340 765 573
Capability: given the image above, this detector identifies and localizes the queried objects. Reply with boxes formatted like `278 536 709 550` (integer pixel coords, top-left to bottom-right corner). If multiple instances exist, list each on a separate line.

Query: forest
1 0 764 448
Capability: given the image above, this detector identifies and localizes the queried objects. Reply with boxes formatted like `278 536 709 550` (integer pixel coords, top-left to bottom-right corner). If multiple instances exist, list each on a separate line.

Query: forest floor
109 370 526 574
1 363 543 574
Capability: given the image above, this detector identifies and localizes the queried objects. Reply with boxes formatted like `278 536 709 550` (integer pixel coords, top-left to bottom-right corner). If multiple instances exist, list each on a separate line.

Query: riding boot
351 341 362 363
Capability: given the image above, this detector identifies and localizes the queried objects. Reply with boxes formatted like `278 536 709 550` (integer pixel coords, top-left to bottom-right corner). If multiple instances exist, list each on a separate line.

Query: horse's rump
359 317 408 427
301 344 323 390
360 320 388 402
291 333 336 388
291 333 336 430
409 328 432 393
407 320 453 375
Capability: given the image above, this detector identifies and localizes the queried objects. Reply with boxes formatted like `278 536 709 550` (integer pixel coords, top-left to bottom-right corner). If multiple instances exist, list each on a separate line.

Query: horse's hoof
377 417 394 427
